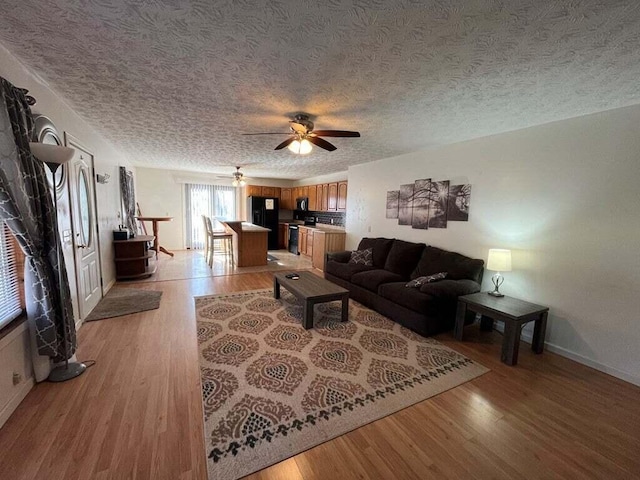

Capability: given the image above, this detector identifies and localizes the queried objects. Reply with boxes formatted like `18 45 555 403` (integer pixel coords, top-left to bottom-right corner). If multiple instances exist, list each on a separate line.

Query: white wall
347 104 640 386
1 42 131 397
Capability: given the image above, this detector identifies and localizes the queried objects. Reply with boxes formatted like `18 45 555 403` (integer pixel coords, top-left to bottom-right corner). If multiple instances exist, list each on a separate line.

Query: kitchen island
222 221 270 267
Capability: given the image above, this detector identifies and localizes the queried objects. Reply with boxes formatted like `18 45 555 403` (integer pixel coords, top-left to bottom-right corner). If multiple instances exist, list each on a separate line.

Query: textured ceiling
1 1 640 179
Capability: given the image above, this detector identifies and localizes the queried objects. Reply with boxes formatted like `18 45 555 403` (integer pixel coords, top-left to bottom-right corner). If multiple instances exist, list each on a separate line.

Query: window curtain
119 166 137 235
0 77 75 381
185 183 236 249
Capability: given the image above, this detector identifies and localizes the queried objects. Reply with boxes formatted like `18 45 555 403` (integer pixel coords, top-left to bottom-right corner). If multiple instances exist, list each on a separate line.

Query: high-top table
135 216 174 258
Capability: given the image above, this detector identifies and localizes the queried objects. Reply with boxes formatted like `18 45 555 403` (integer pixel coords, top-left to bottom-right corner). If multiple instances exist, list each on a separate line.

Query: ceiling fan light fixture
288 138 312 155
232 166 246 187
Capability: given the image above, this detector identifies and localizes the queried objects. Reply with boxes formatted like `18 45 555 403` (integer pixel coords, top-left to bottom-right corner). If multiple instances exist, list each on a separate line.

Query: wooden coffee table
273 271 349 329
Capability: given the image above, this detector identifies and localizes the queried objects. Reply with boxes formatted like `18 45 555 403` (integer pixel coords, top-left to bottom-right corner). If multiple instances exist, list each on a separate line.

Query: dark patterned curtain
119 166 137 235
0 78 76 376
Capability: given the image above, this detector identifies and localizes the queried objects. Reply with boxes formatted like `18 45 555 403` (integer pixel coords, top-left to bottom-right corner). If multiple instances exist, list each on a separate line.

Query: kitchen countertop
225 221 271 232
280 222 345 233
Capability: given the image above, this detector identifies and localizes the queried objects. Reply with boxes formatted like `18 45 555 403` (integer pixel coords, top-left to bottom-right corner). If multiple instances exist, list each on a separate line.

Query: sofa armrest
326 250 352 264
419 279 480 298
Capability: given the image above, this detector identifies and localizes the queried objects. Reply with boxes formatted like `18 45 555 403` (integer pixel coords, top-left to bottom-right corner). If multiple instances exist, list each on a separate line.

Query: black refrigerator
247 196 280 250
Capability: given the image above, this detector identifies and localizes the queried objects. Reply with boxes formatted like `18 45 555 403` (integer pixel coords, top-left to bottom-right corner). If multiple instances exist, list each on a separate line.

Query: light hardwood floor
1 271 639 479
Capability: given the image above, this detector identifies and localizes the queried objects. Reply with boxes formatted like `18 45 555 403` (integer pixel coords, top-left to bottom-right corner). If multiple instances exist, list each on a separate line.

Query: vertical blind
185 183 236 249
0 222 21 329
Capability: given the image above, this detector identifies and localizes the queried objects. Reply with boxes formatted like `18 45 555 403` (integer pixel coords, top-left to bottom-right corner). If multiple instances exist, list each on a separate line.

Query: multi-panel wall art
385 179 471 229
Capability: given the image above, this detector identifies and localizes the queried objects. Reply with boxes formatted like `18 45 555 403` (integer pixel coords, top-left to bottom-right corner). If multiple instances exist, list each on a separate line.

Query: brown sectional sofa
325 237 484 336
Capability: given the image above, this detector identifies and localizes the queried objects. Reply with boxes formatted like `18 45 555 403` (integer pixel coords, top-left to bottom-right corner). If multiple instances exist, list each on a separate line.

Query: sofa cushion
412 246 484 282
351 269 404 293
325 260 376 281
419 279 481 298
384 240 426 279
378 282 439 315
357 237 394 268
405 272 447 288
348 248 373 266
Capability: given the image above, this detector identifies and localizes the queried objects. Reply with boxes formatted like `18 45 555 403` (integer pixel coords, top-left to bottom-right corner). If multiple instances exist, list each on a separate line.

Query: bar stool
209 217 234 265
202 215 214 266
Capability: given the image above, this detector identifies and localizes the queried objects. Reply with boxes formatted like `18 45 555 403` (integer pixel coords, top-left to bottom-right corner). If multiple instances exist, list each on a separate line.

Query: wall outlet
12 372 22 385
330 218 334 224
367 225 372 232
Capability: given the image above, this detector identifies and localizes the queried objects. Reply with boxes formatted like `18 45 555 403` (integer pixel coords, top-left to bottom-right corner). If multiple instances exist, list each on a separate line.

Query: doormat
85 288 162 322
195 288 488 480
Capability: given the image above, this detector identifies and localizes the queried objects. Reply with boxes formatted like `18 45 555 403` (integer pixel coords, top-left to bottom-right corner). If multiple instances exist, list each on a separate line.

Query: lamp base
48 362 86 382
487 291 504 297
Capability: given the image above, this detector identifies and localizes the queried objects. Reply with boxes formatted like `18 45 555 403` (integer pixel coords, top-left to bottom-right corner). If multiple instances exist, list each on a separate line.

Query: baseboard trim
491 322 640 387
103 278 116 295
0 376 35 429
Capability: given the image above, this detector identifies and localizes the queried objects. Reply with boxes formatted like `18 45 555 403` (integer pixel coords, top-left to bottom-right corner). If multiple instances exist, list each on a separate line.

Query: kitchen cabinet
247 185 262 197
312 230 346 271
308 185 318 211
327 183 338 211
298 227 314 257
321 184 329 211
261 186 279 198
337 181 348 211
316 185 324 211
281 188 292 209
306 229 314 256
299 227 307 255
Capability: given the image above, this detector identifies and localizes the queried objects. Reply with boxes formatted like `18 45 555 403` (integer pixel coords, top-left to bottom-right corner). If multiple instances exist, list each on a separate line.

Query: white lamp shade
29 142 74 165
487 249 512 272
287 138 312 154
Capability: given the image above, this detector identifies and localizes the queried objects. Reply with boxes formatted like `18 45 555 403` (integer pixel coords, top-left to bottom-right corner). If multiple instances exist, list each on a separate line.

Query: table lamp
486 248 511 297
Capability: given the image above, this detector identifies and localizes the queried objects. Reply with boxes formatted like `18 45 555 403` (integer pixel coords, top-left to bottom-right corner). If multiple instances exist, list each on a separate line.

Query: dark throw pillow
348 248 374 266
405 272 447 288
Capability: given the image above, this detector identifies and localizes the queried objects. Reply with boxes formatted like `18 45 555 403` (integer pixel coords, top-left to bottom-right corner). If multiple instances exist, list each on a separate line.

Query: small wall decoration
385 190 399 218
387 179 471 229
428 180 449 228
447 184 471 221
398 184 414 225
411 179 431 229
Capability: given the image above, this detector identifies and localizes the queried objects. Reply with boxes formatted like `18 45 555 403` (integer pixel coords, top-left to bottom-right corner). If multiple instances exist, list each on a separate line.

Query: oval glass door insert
78 167 91 247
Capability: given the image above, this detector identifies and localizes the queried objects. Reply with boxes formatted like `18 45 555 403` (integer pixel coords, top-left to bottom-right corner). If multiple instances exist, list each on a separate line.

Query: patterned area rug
85 288 162 322
195 289 488 480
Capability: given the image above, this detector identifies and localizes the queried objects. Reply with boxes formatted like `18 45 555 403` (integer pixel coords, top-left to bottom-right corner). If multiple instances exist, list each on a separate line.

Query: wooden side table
454 292 549 366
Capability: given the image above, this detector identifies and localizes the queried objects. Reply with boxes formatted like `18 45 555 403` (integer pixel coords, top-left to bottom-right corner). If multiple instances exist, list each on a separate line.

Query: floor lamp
29 142 87 382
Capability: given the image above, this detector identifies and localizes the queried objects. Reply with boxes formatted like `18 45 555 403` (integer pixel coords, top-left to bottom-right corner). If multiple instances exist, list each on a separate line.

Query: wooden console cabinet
114 235 156 280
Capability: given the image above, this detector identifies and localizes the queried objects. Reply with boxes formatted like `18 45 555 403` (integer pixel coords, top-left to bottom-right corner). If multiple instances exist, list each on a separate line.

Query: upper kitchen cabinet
327 182 338 211
280 188 293 210
337 181 348 211
308 184 318 211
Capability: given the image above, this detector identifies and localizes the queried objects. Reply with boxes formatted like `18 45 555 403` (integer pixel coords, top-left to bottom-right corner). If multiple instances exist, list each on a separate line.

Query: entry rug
195 289 488 480
85 288 162 322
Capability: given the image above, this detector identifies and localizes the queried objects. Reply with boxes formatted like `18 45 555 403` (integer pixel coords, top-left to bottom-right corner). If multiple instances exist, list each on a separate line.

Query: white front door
68 140 101 319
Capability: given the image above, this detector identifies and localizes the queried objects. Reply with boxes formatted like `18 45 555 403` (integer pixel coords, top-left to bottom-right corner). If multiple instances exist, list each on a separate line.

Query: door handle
77 244 87 249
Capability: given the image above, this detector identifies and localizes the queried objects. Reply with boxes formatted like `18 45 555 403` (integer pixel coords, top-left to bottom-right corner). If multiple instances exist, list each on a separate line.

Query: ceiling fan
242 114 360 154
218 166 248 187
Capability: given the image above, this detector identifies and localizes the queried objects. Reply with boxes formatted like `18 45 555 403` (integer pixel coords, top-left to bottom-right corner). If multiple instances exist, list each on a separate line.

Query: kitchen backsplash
294 210 345 226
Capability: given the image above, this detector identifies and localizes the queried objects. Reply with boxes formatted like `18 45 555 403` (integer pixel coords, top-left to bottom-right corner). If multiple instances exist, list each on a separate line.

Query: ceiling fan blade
311 130 360 137
307 136 337 151
275 137 296 150
242 132 291 135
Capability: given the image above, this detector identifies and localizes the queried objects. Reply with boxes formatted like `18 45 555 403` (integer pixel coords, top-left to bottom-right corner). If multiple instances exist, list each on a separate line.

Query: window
185 184 237 249
0 222 22 330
